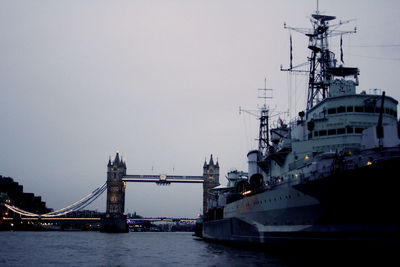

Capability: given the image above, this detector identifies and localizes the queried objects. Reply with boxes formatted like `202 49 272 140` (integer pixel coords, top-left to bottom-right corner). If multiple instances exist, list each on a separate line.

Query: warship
199 8 400 244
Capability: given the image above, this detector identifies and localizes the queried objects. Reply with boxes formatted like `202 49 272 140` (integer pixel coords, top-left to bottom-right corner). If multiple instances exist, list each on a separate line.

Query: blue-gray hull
202 158 400 244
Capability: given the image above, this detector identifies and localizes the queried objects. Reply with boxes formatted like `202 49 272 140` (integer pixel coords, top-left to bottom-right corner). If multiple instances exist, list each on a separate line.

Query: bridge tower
203 155 220 215
101 152 128 232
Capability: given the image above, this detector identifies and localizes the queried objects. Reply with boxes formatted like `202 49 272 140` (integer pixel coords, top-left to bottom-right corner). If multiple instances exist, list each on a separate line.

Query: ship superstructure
200 8 400 244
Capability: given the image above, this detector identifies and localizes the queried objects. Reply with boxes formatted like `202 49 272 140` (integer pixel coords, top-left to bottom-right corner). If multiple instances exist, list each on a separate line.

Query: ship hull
202 157 400 244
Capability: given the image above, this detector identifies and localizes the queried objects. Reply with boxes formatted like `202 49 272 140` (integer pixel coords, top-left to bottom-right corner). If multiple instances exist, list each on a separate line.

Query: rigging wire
347 53 400 61
348 44 400 48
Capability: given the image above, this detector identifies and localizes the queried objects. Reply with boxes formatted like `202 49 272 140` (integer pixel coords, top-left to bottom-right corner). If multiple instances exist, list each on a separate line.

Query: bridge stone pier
101 152 219 233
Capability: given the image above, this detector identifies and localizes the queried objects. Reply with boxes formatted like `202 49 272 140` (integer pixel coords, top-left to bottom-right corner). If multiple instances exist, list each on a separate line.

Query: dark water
0 231 397 266
0 232 282 266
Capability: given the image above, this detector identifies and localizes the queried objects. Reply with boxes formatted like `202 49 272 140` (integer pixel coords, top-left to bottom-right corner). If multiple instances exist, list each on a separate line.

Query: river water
0 231 396 266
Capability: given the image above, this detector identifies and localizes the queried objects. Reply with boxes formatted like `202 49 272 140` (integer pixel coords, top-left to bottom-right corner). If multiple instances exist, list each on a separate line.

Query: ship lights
295 174 299 179
367 161 373 166
242 190 252 196
305 155 310 160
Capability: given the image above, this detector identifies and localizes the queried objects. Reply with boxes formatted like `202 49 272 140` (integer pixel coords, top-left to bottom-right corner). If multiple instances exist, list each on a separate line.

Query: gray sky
1 0 399 218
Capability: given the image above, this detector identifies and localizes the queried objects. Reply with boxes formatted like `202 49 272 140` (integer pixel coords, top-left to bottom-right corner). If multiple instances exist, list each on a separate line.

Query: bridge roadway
2 217 101 222
122 174 204 183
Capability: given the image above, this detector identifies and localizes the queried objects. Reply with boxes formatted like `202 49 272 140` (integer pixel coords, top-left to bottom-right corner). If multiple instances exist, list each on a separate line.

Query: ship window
386 108 394 116
355 106 364 112
365 106 374 113
394 111 398 117
314 131 319 137
355 128 364 134
337 106 346 113
328 108 336 114
347 106 354 112
347 127 354 134
328 129 336 135
319 130 327 136
375 107 381 113
308 133 313 139
337 128 346 135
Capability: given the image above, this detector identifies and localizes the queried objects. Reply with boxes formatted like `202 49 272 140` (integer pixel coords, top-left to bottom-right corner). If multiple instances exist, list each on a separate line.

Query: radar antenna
282 8 356 111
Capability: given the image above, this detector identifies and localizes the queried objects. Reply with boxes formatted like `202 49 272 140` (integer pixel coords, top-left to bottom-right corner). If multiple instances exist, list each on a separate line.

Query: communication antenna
258 77 273 108
257 78 273 157
281 8 356 111
239 78 273 154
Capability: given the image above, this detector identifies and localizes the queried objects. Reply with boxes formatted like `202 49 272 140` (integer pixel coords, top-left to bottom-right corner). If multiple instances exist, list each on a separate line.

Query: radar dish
327 67 359 77
312 14 336 22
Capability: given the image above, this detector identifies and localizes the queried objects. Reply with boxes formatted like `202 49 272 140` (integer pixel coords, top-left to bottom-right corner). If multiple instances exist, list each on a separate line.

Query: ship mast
282 7 356 111
239 78 272 158
306 13 337 110
258 78 272 157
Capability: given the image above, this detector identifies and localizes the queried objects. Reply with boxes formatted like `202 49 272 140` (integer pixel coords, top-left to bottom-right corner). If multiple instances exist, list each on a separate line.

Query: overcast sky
1 0 399 218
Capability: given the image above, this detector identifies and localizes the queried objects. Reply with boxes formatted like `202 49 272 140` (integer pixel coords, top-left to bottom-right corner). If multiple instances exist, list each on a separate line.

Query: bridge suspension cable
3 182 107 218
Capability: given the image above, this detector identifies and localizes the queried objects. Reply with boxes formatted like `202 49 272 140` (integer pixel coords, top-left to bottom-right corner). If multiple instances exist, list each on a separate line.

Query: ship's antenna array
258 77 273 109
239 78 273 153
281 9 356 111
257 78 273 157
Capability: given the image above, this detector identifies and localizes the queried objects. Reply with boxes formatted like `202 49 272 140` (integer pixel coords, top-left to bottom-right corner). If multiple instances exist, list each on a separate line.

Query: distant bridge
1 153 219 232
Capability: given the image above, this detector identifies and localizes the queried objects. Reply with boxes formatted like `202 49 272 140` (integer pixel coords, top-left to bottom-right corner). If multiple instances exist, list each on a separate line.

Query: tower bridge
103 152 219 232
2 152 220 233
